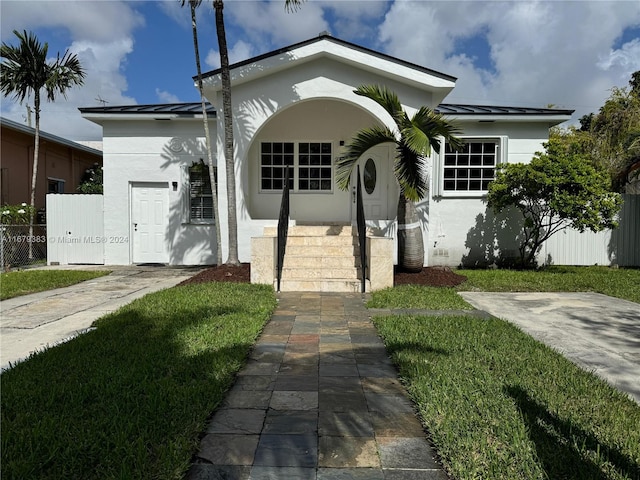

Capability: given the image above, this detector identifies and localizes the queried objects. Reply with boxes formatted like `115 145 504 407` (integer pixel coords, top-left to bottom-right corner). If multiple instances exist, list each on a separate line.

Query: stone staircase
264 224 368 293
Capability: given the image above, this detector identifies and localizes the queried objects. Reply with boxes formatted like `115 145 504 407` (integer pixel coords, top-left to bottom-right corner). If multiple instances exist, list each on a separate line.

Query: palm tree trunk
214 0 239 265
190 2 222 266
397 192 424 272
28 94 41 260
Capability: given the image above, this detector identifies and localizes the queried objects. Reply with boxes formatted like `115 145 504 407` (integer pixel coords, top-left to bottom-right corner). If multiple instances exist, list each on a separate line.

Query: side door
131 182 169 264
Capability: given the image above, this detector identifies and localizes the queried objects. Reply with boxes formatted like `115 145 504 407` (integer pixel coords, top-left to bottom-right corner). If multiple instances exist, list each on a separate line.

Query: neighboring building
79 34 574 280
0 117 102 210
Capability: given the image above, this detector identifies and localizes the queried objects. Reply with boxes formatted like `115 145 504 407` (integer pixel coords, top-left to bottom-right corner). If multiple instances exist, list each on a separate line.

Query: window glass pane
262 179 271 189
273 143 283 154
484 143 496 153
299 143 309 154
469 180 482 190
310 155 320 165
273 179 283 190
321 169 332 179
321 155 331 165
482 180 492 190
321 143 331 153
299 179 308 189
470 143 483 153
470 155 482 165
310 143 320 154
273 155 283 165
364 158 376 194
261 154 271 166
483 155 495 166
261 143 271 154
321 180 331 190
285 154 294 165
310 168 320 179
470 169 481 178
189 163 214 221
444 180 455 190
299 154 309 165
444 169 455 179
456 180 467 190
284 142 294 154
444 154 456 166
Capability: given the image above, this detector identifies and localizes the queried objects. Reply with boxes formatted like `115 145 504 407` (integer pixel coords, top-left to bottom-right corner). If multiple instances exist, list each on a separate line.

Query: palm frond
409 106 464 154
285 0 306 13
354 84 404 127
336 126 396 190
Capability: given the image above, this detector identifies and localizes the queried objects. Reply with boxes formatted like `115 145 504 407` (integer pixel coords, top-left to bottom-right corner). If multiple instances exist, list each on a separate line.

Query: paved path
460 292 640 404
1 265 202 370
187 292 448 480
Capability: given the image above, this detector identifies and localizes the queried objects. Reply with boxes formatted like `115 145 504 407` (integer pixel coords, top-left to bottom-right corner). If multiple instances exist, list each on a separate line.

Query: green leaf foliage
487 138 622 266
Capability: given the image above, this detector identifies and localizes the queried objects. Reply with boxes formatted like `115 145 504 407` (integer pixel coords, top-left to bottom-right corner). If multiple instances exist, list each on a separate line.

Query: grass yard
369 266 640 309
0 269 111 300
370 266 640 479
459 266 640 303
374 314 640 480
0 282 277 479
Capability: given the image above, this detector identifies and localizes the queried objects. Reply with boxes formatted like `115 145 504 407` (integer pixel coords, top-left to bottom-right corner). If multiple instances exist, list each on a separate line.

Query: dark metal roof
436 104 574 116
79 102 215 116
79 101 572 118
198 33 458 84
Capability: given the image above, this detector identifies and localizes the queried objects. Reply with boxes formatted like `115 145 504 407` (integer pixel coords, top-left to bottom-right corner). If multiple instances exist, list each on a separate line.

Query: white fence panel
542 194 639 267
47 194 105 265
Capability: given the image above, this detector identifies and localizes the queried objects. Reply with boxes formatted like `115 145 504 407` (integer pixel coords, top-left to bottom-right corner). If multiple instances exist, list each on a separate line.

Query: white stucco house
79 34 575 290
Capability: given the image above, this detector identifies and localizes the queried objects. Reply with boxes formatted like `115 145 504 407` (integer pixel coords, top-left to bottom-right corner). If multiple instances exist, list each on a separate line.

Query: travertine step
275 278 369 293
268 224 368 292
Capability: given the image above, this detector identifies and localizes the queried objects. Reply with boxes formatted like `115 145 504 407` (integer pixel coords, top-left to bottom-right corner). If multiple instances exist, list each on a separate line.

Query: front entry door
131 182 169 264
351 146 392 221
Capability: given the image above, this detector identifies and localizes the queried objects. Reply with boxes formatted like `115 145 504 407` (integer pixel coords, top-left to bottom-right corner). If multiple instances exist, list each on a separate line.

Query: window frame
259 141 334 194
187 162 215 224
434 136 506 197
47 177 65 194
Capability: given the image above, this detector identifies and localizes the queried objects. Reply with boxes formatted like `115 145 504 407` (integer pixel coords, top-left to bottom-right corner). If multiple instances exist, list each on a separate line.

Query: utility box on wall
46 194 105 265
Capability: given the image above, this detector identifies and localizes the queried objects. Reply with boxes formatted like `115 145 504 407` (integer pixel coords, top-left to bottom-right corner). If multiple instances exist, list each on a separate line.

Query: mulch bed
178 263 467 288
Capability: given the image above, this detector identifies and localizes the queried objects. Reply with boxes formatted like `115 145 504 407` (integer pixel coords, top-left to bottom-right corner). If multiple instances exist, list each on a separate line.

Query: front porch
251 223 393 292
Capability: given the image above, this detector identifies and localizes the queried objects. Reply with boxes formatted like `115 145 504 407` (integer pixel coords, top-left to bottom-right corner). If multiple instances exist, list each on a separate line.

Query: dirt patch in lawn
178 263 466 288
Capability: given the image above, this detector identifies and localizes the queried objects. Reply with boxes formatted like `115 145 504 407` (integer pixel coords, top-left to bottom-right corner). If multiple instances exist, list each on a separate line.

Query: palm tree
336 84 463 272
212 0 241 265
1 30 85 259
181 0 222 265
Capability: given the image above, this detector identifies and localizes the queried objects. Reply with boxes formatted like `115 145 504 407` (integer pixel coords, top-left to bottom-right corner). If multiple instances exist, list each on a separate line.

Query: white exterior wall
101 119 217 265
208 57 441 263
427 121 553 267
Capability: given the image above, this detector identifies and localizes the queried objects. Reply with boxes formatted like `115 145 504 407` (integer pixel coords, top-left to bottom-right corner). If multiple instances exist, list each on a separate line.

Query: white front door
351 146 393 221
131 183 169 264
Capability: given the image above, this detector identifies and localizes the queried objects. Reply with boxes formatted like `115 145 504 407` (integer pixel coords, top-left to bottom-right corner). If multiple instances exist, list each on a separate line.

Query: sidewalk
0 265 202 370
187 292 449 480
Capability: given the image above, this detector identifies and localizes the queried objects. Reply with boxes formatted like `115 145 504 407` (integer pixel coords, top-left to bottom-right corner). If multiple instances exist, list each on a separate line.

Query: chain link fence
1 225 47 272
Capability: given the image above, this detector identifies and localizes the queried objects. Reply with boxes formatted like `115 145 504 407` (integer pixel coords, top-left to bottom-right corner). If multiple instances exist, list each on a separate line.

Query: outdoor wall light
172 182 178 191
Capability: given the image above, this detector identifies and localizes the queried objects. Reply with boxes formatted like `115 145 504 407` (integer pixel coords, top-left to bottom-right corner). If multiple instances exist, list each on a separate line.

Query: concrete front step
280 266 362 279
276 278 369 293
264 224 356 237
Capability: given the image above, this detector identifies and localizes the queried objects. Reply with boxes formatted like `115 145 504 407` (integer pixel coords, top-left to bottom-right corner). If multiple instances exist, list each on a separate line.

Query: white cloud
205 39 257 69
155 88 181 104
378 1 640 122
0 0 143 140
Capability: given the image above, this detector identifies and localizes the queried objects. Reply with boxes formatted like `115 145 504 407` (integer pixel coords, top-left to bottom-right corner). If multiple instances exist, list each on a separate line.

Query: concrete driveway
459 291 640 404
1 265 202 370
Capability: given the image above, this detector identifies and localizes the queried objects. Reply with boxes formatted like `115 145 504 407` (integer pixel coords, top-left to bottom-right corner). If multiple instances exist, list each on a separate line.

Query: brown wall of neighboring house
1 119 102 210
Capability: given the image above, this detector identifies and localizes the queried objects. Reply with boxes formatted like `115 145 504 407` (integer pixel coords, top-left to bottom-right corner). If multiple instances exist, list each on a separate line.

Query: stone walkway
186 292 448 480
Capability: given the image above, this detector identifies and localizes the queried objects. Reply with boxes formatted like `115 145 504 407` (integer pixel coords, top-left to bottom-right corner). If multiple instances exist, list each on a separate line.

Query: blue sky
1 0 640 141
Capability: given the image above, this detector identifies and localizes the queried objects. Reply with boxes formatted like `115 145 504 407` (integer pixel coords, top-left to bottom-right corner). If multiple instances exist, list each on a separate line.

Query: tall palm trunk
214 0 239 265
189 2 222 265
28 93 41 260
397 192 424 272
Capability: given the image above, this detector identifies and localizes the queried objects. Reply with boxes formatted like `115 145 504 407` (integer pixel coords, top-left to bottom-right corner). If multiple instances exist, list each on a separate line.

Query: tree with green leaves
181 0 222 265
578 71 640 192
77 164 103 194
1 30 85 258
336 85 463 272
487 137 622 267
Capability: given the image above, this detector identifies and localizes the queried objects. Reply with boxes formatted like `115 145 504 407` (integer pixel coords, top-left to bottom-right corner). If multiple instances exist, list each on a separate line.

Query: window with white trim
189 162 214 222
261 141 333 192
442 139 500 193
48 178 65 193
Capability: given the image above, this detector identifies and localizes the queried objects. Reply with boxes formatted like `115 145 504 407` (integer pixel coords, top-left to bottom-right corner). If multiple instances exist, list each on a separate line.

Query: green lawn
0 282 277 480
374 314 640 480
369 266 640 309
370 266 640 479
0 269 111 300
